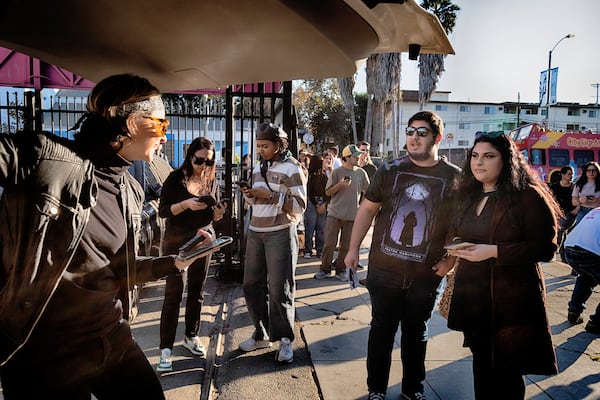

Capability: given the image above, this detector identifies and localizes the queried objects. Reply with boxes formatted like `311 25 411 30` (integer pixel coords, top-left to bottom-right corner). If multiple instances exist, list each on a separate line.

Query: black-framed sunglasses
405 126 432 137
475 130 505 139
192 155 215 166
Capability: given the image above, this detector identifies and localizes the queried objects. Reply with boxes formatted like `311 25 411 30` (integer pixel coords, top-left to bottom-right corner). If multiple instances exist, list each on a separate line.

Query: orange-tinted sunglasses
143 116 169 137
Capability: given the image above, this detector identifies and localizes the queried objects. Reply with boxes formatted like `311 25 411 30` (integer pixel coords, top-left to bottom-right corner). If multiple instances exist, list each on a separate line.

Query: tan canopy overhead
0 0 454 92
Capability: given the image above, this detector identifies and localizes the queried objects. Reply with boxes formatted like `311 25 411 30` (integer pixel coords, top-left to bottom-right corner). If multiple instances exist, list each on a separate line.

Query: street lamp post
545 33 574 126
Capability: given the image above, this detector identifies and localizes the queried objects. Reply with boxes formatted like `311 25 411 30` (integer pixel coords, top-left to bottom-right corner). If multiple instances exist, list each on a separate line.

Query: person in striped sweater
238 122 307 363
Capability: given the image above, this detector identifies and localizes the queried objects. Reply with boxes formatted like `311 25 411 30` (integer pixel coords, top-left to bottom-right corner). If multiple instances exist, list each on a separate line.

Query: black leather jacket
0 131 176 366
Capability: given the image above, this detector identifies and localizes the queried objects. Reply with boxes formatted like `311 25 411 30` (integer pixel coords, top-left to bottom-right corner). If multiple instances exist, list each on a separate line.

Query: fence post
23 90 42 131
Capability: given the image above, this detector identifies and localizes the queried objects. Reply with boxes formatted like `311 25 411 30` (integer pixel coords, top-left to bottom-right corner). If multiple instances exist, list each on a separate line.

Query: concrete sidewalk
295 250 600 400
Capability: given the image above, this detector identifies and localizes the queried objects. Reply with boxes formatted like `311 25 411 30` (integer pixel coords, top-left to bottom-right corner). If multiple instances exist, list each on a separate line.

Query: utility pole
591 83 600 106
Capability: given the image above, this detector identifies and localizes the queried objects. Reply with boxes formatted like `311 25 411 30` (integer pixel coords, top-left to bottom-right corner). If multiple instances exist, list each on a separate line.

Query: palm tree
337 76 358 144
418 0 460 107
364 52 401 155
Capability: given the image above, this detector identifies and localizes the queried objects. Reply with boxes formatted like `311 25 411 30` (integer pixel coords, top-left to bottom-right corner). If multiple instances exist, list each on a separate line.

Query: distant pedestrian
315 144 369 281
345 111 460 400
328 145 342 169
239 123 307 363
303 152 329 258
571 161 600 225
357 140 377 179
564 207 600 334
549 165 579 263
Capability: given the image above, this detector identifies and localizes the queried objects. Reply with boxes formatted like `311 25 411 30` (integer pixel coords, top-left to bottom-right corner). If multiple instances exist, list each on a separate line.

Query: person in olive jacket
443 131 562 400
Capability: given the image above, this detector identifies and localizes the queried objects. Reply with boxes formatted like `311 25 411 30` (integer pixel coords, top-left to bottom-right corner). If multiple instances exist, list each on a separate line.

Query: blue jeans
565 246 600 322
303 202 326 255
366 273 443 394
243 227 298 342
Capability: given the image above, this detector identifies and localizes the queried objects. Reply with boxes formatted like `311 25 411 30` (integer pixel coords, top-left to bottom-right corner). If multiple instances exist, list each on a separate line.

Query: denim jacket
0 131 175 366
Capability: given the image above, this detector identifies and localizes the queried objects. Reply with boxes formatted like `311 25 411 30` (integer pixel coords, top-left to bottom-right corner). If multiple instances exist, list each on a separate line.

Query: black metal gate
0 82 296 278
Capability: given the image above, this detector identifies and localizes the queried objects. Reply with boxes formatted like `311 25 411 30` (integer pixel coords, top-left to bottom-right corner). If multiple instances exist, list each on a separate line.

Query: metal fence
0 82 296 275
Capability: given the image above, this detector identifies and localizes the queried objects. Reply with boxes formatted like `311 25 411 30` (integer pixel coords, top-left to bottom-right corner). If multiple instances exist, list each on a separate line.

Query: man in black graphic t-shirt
345 111 460 400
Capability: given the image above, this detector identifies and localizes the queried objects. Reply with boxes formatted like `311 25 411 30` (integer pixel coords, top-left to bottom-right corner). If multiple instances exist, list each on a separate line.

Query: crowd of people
0 72 597 400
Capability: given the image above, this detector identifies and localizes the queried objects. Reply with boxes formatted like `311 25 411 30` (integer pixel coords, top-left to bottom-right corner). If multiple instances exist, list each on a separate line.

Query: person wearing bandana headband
0 74 210 399
238 123 307 364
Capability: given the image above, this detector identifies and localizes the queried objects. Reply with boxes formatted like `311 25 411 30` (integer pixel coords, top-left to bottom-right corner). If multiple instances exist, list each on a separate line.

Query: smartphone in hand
197 195 217 207
346 267 359 290
443 241 476 250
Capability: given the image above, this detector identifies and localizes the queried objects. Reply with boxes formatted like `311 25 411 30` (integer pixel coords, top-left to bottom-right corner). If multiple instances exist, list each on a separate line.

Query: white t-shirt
564 207 600 256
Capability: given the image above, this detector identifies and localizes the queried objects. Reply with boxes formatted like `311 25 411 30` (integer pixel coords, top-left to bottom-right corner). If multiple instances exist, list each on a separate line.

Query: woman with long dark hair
445 131 562 399
156 137 227 372
303 152 330 258
571 161 600 225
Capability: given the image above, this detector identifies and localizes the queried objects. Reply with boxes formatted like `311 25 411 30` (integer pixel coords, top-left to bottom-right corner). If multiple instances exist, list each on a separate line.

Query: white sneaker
335 271 349 282
303 252 312 259
239 337 272 352
314 271 332 279
183 336 206 357
276 337 293 363
157 348 173 372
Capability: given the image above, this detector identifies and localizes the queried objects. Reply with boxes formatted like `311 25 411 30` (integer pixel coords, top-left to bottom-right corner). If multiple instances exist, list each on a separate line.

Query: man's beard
407 142 435 162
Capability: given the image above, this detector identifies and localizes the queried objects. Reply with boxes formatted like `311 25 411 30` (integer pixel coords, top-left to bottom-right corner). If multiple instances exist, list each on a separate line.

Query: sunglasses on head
405 126 432 137
143 116 169 137
475 130 505 139
192 155 215 166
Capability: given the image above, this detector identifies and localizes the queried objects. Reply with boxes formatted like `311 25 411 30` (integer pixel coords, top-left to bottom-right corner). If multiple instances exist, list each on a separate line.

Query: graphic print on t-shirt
380 171 447 262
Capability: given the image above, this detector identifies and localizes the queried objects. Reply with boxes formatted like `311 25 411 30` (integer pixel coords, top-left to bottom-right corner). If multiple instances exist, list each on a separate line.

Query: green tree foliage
293 79 352 150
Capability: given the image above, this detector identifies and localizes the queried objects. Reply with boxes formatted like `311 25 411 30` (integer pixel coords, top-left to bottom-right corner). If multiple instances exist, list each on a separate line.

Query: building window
459 123 470 129
484 106 495 115
458 140 469 146
589 110 598 118
435 105 448 112
459 105 471 112
541 109 547 116
566 124 580 131
567 108 580 116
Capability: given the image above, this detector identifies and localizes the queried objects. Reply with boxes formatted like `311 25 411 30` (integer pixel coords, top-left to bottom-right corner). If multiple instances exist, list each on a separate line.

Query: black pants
159 254 210 348
0 320 164 400
466 332 525 400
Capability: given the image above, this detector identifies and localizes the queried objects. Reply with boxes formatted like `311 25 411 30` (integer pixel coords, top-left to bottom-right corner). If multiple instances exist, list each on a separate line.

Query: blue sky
355 0 600 105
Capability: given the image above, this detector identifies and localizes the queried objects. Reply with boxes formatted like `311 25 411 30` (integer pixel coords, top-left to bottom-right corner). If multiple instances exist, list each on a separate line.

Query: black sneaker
401 391 426 400
568 311 583 325
585 320 600 334
368 391 386 400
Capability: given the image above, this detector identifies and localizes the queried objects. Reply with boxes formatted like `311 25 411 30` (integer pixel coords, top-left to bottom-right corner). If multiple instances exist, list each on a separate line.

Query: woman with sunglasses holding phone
571 161 600 226
0 74 211 399
445 131 562 399
156 137 227 372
